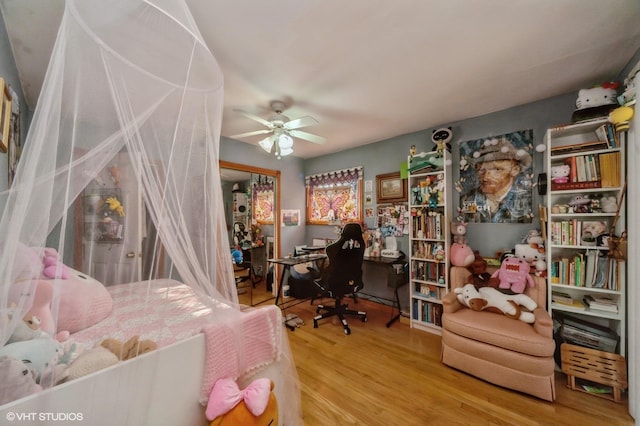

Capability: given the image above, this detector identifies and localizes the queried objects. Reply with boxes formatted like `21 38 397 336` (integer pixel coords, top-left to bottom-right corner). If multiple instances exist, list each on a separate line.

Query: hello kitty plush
551 164 570 184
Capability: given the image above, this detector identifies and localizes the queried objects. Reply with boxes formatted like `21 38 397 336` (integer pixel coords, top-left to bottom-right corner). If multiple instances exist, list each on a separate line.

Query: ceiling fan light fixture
258 136 274 153
278 133 293 149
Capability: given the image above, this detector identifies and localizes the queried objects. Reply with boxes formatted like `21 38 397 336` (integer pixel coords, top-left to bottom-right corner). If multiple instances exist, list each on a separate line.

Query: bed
0 279 298 425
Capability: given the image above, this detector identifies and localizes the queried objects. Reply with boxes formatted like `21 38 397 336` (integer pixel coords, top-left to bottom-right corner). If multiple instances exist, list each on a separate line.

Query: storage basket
561 343 627 402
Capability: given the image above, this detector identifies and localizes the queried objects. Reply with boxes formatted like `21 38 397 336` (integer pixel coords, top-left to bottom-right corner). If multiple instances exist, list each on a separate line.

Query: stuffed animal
454 283 537 323
206 378 278 426
466 254 499 288
514 243 545 265
550 164 570 184
491 257 535 294
524 229 544 246
450 243 474 267
0 355 41 405
575 84 618 110
568 194 591 213
431 127 452 156
450 221 467 244
7 314 49 344
0 337 63 382
41 248 69 279
64 346 119 382
101 336 157 360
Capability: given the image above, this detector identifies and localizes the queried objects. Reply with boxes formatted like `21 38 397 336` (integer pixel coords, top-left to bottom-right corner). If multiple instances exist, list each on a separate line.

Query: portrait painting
457 129 535 223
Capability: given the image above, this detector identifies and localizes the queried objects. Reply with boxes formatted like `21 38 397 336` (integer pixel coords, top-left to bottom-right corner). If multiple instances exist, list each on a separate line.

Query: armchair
441 266 556 401
313 223 367 335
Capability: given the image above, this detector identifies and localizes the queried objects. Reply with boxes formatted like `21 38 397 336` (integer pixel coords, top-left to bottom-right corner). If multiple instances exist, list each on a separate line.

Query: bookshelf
407 151 452 334
545 118 627 355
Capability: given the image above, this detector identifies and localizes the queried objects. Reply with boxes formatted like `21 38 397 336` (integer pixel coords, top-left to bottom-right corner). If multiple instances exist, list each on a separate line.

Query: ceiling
2 1 640 159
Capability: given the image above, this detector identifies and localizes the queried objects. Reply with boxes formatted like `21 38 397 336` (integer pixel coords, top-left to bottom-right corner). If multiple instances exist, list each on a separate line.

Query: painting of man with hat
458 130 534 223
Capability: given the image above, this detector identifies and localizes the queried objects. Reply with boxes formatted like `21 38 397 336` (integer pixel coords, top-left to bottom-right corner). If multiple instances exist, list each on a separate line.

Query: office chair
313 222 367 335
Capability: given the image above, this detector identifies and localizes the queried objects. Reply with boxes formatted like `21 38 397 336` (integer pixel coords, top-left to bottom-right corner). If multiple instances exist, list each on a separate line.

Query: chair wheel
362 316 367 323
313 320 318 328
344 327 351 335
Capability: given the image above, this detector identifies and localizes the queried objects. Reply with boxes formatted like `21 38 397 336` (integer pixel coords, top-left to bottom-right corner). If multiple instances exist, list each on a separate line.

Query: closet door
79 152 143 285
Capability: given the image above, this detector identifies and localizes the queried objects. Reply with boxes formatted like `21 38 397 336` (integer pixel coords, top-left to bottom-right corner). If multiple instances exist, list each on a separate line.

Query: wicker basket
561 343 628 402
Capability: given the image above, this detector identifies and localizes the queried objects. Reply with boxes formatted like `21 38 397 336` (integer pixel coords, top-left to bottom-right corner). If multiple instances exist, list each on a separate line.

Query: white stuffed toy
454 283 538 323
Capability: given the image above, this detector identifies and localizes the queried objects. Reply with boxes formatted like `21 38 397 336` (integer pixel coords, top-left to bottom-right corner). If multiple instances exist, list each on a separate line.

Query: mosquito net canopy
0 0 300 423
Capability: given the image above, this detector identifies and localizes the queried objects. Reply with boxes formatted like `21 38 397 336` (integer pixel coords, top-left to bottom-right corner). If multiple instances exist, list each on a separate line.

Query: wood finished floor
240 280 634 426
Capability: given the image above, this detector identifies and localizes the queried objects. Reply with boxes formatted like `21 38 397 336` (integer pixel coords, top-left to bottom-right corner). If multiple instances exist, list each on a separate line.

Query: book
583 294 618 313
551 290 573 304
554 299 586 310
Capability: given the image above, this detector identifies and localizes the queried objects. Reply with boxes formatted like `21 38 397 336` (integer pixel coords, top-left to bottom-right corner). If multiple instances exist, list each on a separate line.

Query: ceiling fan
231 101 326 158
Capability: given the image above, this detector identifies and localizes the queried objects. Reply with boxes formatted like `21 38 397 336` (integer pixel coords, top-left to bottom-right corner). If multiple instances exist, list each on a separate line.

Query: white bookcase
544 118 627 355
407 151 452 334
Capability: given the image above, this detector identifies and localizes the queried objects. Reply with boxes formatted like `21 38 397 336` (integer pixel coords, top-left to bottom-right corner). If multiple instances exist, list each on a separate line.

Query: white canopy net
0 0 300 423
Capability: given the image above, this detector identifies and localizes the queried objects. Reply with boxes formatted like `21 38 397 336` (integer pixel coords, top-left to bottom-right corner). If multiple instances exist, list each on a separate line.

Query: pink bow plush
206 377 271 421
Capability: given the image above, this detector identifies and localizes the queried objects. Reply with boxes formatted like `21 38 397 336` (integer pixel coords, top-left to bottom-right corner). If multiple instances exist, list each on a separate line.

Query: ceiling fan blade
284 116 319 130
233 109 274 128
230 129 272 139
289 129 326 144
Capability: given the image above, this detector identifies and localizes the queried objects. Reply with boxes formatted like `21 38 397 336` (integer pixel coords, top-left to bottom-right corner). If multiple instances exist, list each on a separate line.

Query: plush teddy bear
206 378 278 426
491 257 535 294
466 254 499 288
454 283 537 323
0 355 42 405
601 195 618 213
101 335 157 360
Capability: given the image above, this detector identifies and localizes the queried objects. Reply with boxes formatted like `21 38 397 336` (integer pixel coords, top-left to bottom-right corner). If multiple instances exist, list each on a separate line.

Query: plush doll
550 164 570 184
101 335 157 360
600 196 618 213
0 355 41 405
491 257 535 294
450 243 474 267
41 248 69 279
64 346 119 382
0 337 63 382
514 243 545 265
454 283 537 323
206 378 278 426
450 221 467 244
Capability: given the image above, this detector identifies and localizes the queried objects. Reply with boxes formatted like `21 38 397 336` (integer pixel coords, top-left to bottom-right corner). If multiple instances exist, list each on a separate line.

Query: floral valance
305 166 363 225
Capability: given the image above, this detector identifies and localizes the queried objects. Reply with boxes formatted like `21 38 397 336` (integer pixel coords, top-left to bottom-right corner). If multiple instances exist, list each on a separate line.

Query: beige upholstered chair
441 266 556 401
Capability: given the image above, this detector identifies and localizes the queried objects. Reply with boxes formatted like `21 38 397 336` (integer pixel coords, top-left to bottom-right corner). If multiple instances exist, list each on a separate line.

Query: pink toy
450 221 467 244
42 248 69 279
491 257 535 294
450 243 474 267
551 164 570 184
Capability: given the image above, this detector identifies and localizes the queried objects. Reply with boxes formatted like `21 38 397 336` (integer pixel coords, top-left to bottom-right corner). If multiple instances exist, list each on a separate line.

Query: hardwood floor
241 282 634 425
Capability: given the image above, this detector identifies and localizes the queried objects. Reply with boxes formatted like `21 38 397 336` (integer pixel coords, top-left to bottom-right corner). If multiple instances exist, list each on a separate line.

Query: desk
300 246 325 253
268 254 327 307
363 256 408 327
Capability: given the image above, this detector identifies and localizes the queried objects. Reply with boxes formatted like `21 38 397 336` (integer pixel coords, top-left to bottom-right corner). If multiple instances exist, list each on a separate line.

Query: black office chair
313 222 367 335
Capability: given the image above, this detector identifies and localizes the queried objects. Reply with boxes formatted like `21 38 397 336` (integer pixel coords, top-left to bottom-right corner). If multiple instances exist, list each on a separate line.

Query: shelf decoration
457 129 535 223
305 166 363 225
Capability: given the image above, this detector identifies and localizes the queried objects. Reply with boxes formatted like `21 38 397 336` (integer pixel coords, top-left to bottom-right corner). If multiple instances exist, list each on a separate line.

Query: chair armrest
532 308 553 338
442 291 463 314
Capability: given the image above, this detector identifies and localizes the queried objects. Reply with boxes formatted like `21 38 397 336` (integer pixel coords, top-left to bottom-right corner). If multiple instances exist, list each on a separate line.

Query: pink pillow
57 268 113 334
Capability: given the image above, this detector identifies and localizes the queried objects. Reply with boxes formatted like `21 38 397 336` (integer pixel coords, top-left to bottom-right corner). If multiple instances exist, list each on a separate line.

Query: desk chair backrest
324 223 365 296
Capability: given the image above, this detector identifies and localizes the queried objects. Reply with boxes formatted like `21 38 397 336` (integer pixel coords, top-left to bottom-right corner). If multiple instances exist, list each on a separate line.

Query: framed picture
0 78 12 153
376 172 407 204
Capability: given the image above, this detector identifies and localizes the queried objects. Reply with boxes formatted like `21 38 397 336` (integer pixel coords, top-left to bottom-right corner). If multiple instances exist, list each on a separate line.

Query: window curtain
305 166 363 224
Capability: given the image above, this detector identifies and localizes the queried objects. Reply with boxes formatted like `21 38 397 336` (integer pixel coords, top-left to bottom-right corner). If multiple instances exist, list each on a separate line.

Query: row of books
594 122 619 148
550 219 608 247
412 299 443 327
411 260 446 284
552 291 619 314
411 240 447 261
415 283 445 300
551 151 621 190
548 250 620 290
549 123 618 157
410 208 443 240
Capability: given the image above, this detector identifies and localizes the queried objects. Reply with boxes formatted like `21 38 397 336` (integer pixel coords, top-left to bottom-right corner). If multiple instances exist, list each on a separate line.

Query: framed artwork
8 85 20 186
457 129 535 223
0 78 12 154
252 182 274 224
376 172 407 204
377 204 408 237
305 166 363 225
